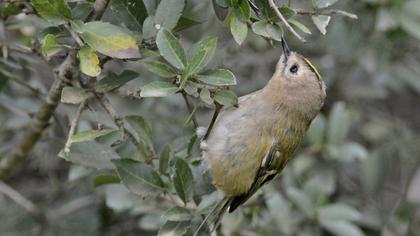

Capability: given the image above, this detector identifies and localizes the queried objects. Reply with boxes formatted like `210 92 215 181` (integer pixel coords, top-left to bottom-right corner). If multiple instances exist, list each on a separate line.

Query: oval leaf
173 158 194 204
155 0 185 31
71 129 116 143
156 28 187 70
214 90 238 107
229 13 248 45
140 81 178 97
143 60 177 78
78 45 101 77
197 69 236 86
312 15 331 35
78 21 140 59
112 159 165 196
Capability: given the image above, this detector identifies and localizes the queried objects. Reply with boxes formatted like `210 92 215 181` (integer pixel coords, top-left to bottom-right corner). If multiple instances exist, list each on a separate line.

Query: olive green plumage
201 49 326 222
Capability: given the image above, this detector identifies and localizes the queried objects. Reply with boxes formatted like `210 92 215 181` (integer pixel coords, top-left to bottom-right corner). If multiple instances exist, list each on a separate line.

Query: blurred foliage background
1 0 420 235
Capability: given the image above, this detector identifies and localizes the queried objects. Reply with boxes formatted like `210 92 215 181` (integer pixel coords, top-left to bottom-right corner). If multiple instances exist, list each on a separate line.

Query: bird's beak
281 37 290 63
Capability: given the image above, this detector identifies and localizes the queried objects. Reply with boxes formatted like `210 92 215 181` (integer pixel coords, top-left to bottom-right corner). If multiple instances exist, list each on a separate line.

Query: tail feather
193 196 231 236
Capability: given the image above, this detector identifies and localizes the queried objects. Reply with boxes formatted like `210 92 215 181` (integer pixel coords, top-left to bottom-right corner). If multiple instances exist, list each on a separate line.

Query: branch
0 0 111 180
64 100 87 153
295 9 358 20
268 0 306 43
182 93 198 129
0 51 76 180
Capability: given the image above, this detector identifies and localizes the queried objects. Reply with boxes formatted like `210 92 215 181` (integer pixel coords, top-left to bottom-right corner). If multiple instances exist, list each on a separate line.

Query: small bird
196 39 326 233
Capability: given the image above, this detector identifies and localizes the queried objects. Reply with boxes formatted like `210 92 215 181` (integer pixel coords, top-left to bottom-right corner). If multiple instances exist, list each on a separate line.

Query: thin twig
64 100 87 153
295 9 358 19
182 93 198 129
64 23 84 47
268 0 306 43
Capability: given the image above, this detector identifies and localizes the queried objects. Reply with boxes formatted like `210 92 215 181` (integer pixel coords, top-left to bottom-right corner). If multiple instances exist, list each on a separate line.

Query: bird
195 38 326 234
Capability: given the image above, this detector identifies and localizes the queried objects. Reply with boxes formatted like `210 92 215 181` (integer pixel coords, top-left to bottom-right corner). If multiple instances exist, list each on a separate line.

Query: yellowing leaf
77 21 141 59
78 45 101 77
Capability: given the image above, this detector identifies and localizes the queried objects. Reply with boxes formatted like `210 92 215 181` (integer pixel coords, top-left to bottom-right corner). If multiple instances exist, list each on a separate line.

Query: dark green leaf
140 81 178 97
59 141 120 169
112 159 165 196
125 115 153 148
226 0 238 7
199 88 213 105
159 145 171 174
143 60 177 78
71 129 117 143
214 90 238 107
93 175 121 187
155 0 185 31
279 6 295 19
164 206 191 221
212 0 229 21
158 220 191 236
94 70 139 93
173 158 194 204
31 0 72 24
197 69 236 86
234 0 250 22
174 16 201 32
71 2 94 20
188 36 217 73
156 28 187 70
101 0 142 32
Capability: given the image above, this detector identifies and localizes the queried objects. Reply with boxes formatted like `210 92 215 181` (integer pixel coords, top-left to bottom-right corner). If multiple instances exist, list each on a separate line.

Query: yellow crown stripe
303 58 321 80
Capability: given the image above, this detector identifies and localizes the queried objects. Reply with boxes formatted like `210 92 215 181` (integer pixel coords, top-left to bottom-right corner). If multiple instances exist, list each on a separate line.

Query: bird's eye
290 65 299 74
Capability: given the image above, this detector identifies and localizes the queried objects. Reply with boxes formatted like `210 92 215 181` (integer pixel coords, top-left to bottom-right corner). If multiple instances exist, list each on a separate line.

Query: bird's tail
193 196 231 236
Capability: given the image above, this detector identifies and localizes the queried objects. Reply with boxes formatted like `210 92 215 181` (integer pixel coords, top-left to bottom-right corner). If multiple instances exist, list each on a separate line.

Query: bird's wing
228 142 281 212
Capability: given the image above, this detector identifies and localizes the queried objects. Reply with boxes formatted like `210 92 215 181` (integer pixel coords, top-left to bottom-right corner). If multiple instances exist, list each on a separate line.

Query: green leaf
112 159 165 196
199 88 213 105
93 175 121 187
142 15 158 39
41 34 62 58
288 19 312 34
164 206 191 221
327 102 351 145
197 69 236 86
31 0 72 24
313 0 339 9
173 158 194 204
94 70 139 93
187 36 217 73
214 90 238 107
143 60 177 78
183 81 199 97
158 220 191 236
229 13 248 45
318 204 362 223
184 50 207 77
101 0 143 32
156 28 187 70
155 0 185 31
71 2 93 20
226 0 238 7
213 0 229 21
252 21 270 38
140 81 178 97
77 45 101 77
234 0 250 22
71 129 116 143
266 23 283 41
312 15 331 35
321 221 365 236
173 16 201 32
279 6 296 19
125 115 153 148
76 21 140 59
61 87 92 104
59 141 120 169
286 187 315 218
159 145 171 174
